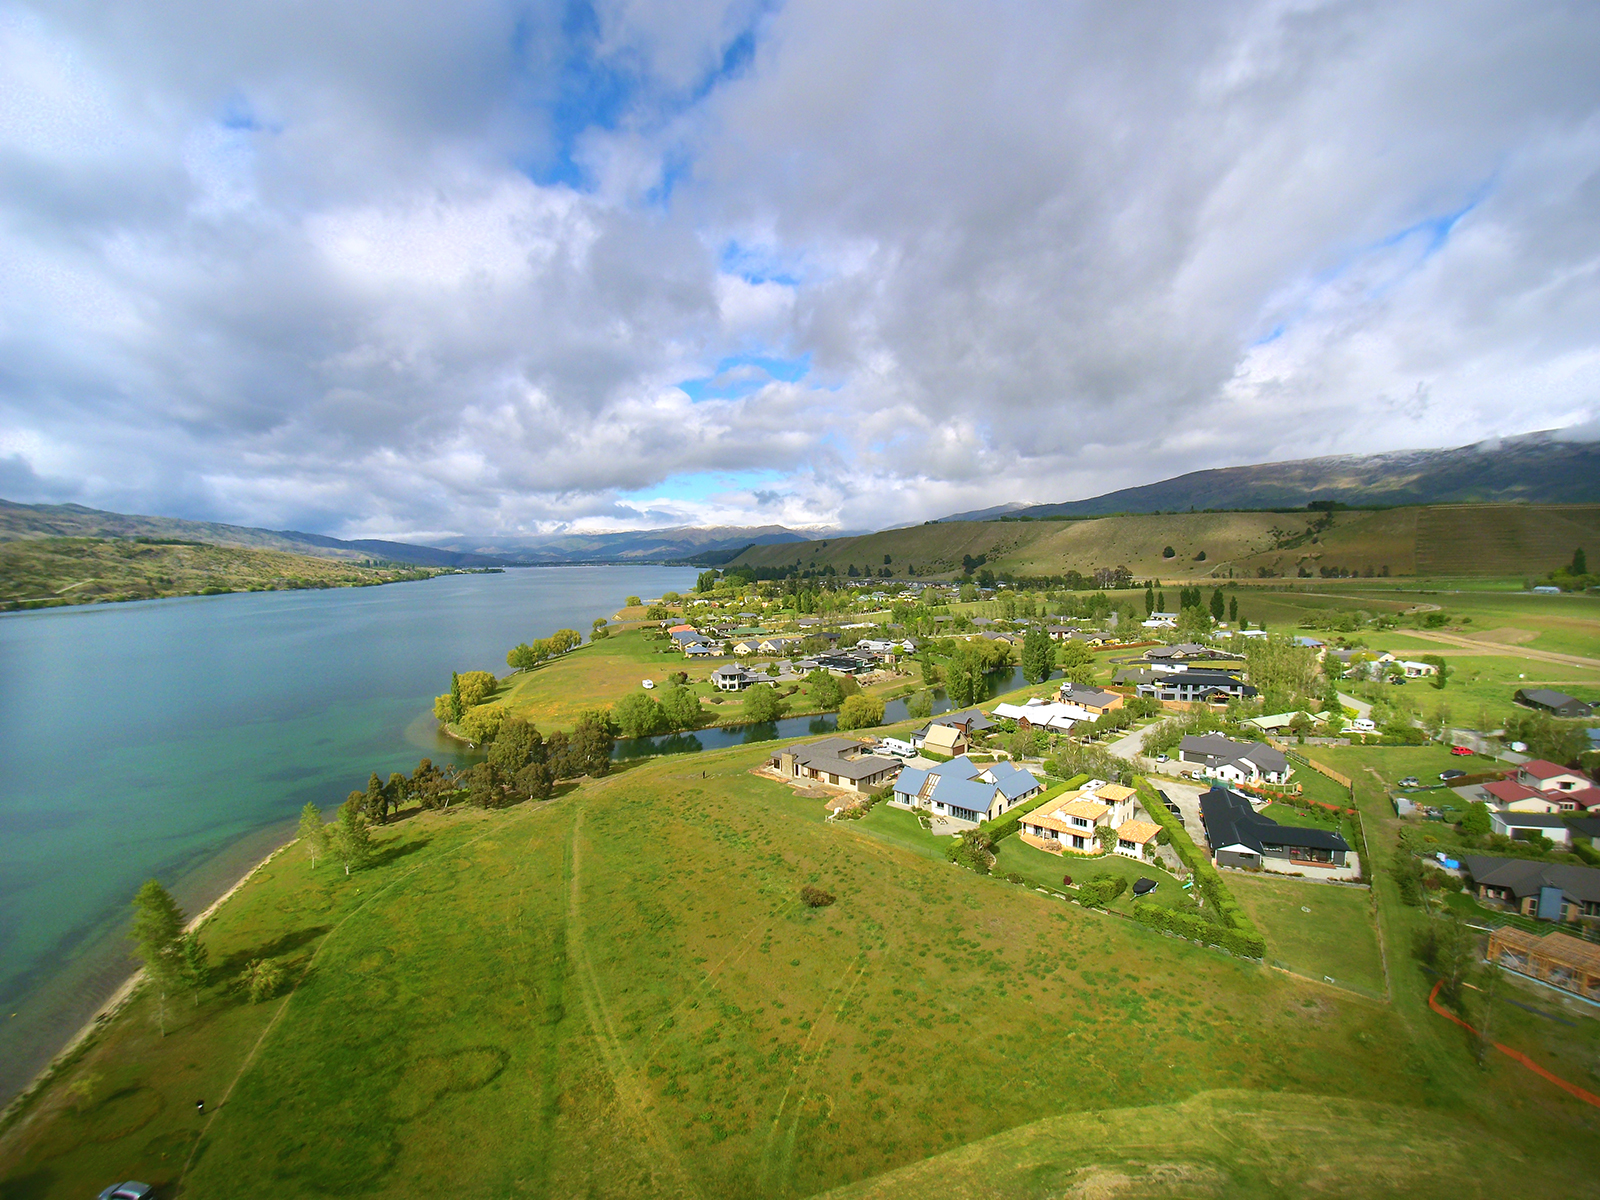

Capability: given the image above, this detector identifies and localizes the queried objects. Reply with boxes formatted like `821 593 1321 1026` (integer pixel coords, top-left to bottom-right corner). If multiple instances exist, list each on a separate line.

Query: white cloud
0 0 1597 537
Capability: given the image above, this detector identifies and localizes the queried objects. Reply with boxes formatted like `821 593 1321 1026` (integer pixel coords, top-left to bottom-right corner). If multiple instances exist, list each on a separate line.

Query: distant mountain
428 525 827 563
0 501 507 568
934 430 1600 520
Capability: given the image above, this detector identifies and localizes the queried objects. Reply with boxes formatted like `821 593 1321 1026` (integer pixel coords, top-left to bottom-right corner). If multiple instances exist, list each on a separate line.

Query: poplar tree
129 880 186 1035
297 802 327 868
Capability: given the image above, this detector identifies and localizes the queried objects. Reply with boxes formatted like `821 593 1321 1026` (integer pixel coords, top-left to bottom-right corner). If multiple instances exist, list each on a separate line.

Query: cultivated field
10 736 1598 1198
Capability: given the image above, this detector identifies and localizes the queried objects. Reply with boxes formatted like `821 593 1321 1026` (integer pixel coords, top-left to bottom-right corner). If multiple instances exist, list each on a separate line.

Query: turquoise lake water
0 564 699 1102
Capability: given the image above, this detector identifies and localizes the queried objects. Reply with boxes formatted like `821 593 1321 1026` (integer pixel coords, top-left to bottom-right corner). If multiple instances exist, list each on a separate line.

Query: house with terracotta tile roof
1114 819 1163 861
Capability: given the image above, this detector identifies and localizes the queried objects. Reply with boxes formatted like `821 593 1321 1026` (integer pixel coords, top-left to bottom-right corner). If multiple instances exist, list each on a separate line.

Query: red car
1450 745 1474 756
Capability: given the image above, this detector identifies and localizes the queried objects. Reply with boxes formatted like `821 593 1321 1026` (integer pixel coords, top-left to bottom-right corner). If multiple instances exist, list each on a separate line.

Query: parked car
1450 745 1474 756
1388 676 1406 685
98 1185 152 1200
1398 776 1421 789
1439 769 1466 782
1155 753 1169 763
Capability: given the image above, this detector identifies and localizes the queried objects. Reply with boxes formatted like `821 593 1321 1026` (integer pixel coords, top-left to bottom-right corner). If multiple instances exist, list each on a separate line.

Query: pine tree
1209 588 1225 621
297 802 327 868
1574 547 1589 576
1144 584 1154 616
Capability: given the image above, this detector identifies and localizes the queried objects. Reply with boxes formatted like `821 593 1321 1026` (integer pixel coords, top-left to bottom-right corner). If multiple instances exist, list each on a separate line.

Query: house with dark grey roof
892 755 1042 828
1487 811 1572 846
710 664 764 691
771 737 902 793
1514 688 1594 718
1199 786 1349 869
1177 734 1290 785
1134 671 1257 705
1463 856 1600 922
1054 682 1123 714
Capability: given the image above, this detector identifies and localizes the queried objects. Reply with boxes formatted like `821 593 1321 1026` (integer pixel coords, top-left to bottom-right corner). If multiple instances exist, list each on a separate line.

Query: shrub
1005 872 1024 884
946 828 996 875
800 885 836 908
1132 902 1265 958
240 958 286 1004
1061 875 1073 887
1075 873 1128 908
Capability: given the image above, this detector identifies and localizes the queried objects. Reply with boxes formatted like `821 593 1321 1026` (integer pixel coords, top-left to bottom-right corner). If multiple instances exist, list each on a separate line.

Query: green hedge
987 774 1091 841
1076 873 1128 908
1131 901 1266 959
1133 778 1266 956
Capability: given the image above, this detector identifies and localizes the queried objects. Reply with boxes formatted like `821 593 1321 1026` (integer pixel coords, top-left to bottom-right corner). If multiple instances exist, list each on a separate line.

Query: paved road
1337 692 1371 719
1103 724 1154 768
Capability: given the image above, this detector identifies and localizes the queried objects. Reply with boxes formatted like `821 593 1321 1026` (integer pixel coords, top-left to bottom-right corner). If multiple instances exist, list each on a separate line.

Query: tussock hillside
727 504 1600 580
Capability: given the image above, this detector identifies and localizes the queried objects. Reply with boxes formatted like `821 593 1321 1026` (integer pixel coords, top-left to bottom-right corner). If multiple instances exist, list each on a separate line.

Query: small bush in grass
1005 872 1024 884
800 885 836 908
240 958 286 1003
1062 875 1073 887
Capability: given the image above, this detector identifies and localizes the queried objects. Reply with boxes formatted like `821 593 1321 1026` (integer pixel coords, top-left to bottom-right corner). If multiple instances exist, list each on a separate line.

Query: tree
1422 654 1449 690
177 933 210 1005
660 684 704 731
743 684 789 724
130 880 186 1034
1157 591 1167 612
805 669 843 710
1459 801 1492 840
328 797 373 876
919 653 939 686
837 694 886 730
1574 547 1589 576
1144 584 1155 616
1161 546 1175 559
1021 628 1055 685
1057 639 1096 685
625 595 642 607
696 569 719 593
613 691 667 738
515 760 555 801
458 704 507 743
590 617 609 641
1228 595 1238 624
945 643 984 707
297 802 327 868
1209 588 1225 621
488 716 544 774
567 711 615 777
905 690 933 720
456 670 497 709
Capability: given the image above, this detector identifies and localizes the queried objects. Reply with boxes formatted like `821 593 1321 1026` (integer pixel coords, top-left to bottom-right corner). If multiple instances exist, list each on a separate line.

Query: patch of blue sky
1251 181 1493 346
219 93 278 134
720 240 801 286
676 353 810 402
617 468 785 506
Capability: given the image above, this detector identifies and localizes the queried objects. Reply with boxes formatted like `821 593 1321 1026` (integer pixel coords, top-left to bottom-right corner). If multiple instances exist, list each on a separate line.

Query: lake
0 564 699 1103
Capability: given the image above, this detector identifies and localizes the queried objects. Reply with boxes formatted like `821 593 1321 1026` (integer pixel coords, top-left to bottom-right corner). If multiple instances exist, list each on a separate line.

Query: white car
99 1186 152 1200
641 679 655 689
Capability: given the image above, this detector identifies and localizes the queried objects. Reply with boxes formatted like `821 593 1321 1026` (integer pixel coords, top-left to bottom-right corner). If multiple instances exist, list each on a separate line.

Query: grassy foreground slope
0 537 441 610
2 741 1596 1198
726 504 1600 580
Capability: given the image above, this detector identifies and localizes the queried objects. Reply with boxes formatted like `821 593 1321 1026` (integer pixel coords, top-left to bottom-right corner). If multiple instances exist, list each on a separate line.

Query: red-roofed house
1517 760 1596 795
1481 779 1562 814
1566 787 1600 812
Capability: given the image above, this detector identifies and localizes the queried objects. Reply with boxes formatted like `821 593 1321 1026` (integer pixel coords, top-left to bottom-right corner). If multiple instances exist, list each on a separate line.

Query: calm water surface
0 565 698 1101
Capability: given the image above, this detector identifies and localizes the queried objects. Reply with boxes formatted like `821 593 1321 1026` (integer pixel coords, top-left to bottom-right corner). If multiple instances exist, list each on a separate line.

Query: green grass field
6 738 1600 1198
1226 873 1386 996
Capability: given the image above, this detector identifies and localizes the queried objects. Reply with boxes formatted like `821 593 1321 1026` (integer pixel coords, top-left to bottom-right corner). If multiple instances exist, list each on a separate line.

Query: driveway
1103 723 1155 768
1143 777 1208 844
1337 692 1371 719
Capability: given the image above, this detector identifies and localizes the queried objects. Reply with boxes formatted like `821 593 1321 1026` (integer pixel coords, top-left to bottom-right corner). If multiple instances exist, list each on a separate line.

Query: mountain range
935 429 1600 521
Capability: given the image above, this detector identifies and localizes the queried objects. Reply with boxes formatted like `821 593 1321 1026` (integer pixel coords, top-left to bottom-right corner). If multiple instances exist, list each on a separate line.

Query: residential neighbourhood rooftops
1200 786 1350 857
1463 857 1600 906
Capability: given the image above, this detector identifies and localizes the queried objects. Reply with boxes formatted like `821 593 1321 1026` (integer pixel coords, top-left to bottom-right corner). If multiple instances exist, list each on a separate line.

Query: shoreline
0 832 300 1130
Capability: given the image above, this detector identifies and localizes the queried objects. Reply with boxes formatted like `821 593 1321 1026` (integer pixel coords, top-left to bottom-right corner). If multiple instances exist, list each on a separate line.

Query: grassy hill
4 738 1597 1198
726 504 1600 580
0 537 446 610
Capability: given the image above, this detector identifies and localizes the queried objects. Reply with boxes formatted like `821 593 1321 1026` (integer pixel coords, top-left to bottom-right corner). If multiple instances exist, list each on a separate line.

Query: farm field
9 737 1600 1198
1226 873 1386 996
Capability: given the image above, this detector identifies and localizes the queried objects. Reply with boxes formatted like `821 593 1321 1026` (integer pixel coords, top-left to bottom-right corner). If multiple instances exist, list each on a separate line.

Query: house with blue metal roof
891 755 1043 830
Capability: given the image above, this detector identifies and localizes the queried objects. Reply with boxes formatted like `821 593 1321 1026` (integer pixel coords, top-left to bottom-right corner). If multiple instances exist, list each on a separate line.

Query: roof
1489 927 1600 975
1092 783 1136 805
1178 734 1288 776
923 724 966 751
1199 786 1350 856
989 761 1043 800
1483 780 1543 804
1517 688 1591 711
1058 684 1119 707
929 708 995 732
1057 798 1110 821
1490 811 1568 829
1116 819 1163 844
1520 759 1587 781
1463 856 1600 904
1566 787 1600 811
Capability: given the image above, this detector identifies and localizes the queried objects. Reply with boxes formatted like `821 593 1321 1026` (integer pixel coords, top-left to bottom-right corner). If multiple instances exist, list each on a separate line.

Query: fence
1278 745 1353 788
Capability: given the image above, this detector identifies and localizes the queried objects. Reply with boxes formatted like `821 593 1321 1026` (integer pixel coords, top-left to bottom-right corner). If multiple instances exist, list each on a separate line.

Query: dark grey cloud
1 0 1597 535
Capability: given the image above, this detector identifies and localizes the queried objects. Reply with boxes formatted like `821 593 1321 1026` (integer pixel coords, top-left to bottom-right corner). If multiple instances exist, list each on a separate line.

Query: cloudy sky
2 0 1598 539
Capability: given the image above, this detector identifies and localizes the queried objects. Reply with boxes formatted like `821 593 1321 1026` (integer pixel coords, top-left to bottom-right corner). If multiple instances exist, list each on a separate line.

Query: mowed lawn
4 742 1598 1199
1226 873 1386 996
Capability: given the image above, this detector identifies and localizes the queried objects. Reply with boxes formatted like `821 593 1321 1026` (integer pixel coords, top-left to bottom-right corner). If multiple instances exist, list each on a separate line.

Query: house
729 638 764 656
1515 689 1594 718
1199 786 1350 868
684 643 716 658
891 756 1042 828
1397 660 1438 678
1488 811 1572 846
711 664 764 692
1055 682 1123 714
1247 710 1330 733
1134 671 1258 704
1177 734 1291 785
771 738 902 793
1017 781 1139 854
1463 857 1600 922
1141 615 1177 629
1517 760 1596 795
1479 780 1563 813
993 697 1094 733
911 709 996 755
759 636 801 655
1532 585 1563 594
1114 819 1163 861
